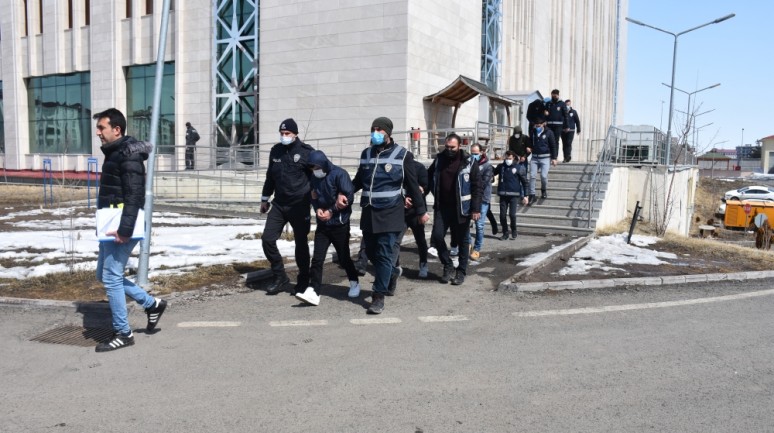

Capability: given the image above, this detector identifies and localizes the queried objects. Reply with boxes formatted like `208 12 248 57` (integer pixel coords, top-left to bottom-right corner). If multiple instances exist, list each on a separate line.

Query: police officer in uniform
348 117 428 314
260 118 315 295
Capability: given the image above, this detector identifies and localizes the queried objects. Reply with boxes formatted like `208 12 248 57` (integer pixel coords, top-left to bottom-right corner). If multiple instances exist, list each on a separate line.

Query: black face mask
444 148 458 158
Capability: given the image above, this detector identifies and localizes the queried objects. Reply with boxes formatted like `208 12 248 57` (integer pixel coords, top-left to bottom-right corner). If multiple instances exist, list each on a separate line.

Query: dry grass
0 183 89 207
0 261 270 301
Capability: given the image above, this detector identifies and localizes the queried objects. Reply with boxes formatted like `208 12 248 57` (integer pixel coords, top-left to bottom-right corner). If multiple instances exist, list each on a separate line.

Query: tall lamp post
661 82 720 127
626 13 735 165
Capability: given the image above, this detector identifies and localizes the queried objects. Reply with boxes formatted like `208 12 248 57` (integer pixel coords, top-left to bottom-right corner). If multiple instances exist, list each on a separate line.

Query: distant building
759 135 774 174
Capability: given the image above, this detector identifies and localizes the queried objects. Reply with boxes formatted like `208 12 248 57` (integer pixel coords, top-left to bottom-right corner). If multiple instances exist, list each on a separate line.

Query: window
38 0 43 34
27 72 92 154
85 0 90 25
126 62 175 154
145 0 152 15
23 0 29 36
67 0 73 29
126 0 132 18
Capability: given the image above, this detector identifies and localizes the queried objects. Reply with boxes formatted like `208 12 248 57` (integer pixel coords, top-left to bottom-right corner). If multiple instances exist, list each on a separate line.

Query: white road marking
418 315 469 323
177 321 242 328
350 317 402 325
269 320 328 327
513 288 774 317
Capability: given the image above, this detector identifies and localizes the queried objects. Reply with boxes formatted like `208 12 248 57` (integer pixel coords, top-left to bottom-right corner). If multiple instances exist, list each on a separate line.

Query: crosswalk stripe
269 320 328 327
512 288 774 317
418 315 469 322
350 317 402 325
177 321 242 328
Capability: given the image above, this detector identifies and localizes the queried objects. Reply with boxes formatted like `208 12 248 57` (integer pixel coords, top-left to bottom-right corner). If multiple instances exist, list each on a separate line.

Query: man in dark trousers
296 150 360 306
427 133 482 286
544 89 568 150
185 122 200 170
260 118 314 295
392 158 430 286
561 99 581 162
526 97 546 131
93 108 166 352
527 118 558 204
349 117 428 314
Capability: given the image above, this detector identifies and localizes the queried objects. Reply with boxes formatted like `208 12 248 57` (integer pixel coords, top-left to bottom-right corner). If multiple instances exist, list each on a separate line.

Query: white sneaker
348 281 361 298
450 246 459 257
418 262 428 278
428 247 438 257
295 287 320 306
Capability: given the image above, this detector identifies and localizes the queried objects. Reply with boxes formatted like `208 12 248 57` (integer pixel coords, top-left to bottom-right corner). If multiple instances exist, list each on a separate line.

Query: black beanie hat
371 117 393 136
279 118 298 135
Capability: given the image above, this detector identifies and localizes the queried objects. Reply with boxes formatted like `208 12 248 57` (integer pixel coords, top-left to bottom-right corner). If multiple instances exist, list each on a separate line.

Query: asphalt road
2 242 773 433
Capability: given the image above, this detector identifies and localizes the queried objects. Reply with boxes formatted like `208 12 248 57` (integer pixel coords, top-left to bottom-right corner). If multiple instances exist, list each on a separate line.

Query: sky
0 206 666 281
623 0 774 153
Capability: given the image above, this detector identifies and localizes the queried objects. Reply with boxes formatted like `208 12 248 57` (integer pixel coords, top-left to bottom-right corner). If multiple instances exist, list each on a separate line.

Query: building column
1 3 31 170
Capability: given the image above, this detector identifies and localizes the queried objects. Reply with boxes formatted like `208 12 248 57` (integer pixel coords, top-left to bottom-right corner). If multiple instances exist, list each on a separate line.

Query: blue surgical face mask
280 135 294 145
505 159 514 166
536 127 544 134
472 154 481 161
371 131 385 146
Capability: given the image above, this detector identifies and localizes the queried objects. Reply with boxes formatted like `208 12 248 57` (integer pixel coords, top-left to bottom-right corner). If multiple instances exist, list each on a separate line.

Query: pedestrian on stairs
526 118 558 205
493 150 528 240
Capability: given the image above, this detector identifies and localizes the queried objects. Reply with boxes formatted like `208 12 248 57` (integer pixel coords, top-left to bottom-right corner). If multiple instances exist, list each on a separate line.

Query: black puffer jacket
97 135 151 237
261 137 314 206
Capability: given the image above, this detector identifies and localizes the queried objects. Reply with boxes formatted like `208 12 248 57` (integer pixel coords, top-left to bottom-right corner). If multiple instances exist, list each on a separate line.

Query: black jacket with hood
97 135 151 238
309 150 355 227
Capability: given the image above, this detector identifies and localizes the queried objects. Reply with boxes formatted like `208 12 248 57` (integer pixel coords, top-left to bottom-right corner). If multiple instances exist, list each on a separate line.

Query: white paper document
95 208 145 241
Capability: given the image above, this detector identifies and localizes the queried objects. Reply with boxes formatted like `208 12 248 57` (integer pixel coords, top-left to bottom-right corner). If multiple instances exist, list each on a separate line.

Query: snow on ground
0 206 362 280
1 206 673 280
555 233 677 276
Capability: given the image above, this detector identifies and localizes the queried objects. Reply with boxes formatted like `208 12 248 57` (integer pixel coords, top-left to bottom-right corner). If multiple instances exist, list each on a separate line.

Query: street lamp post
626 13 735 165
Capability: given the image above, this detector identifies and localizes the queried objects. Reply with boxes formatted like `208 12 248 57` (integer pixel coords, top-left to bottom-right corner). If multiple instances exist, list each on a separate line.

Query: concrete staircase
491 162 610 236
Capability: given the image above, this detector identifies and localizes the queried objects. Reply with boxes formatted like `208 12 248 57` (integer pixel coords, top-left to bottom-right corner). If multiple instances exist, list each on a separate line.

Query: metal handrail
583 126 619 227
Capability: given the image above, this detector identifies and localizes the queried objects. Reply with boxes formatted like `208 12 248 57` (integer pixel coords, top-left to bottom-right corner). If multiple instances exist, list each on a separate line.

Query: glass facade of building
126 62 175 154
215 0 259 152
27 72 92 154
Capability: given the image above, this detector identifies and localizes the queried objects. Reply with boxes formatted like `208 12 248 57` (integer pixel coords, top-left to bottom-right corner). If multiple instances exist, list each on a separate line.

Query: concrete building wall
500 0 626 163
0 0 627 170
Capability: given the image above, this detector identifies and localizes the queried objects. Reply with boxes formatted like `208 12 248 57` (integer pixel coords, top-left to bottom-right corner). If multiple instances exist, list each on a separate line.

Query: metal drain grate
30 325 114 347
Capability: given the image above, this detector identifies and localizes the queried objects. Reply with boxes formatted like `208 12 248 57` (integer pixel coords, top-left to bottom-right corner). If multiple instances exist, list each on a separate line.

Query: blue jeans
364 231 400 295
529 156 550 195
472 202 489 251
97 240 156 335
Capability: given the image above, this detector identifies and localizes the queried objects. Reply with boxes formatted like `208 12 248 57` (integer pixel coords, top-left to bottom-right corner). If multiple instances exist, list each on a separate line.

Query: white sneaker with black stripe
95 332 135 352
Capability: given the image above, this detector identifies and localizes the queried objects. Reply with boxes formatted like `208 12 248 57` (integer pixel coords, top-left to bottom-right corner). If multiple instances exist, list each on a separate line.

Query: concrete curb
500 270 774 292
498 233 594 290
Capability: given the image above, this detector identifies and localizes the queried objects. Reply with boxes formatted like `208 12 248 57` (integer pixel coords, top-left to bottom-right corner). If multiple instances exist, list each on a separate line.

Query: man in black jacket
260 118 314 295
184 122 200 170
561 99 581 163
350 117 428 314
93 108 166 352
545 89 568 149
427 133 482 285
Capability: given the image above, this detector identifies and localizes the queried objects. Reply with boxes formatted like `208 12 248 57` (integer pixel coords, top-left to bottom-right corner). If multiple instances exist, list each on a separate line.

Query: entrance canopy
424 75 515 128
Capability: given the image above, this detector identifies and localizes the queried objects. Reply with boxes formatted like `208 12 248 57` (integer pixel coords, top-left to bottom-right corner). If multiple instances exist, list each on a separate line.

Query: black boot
451 269 465 285
528 195 536 206
541 190 548 199
266 273 290 295
440 265 454 284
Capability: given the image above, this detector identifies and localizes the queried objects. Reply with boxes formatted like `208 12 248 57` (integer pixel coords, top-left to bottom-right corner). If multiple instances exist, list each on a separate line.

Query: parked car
716 201 726 217
723 186 774 202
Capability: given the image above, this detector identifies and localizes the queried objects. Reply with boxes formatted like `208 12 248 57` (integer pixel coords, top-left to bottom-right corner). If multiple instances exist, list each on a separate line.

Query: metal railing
580 126 619 227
